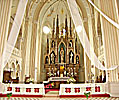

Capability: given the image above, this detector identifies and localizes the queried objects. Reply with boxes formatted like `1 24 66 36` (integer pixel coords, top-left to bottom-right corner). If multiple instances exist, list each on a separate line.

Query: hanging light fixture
43 26 50 34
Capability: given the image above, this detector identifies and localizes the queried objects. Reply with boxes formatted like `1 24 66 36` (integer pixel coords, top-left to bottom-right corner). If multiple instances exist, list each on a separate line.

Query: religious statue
70 52 73 64
45 56 48 64
51 53 55 64
57 70 59 76
60 47 64 63
64 69 66 76
69 40 73 47
52 41 55 48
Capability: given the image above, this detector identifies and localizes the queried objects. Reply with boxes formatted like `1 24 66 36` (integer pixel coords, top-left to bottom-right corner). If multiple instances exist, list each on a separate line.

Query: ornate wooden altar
44 15 80 83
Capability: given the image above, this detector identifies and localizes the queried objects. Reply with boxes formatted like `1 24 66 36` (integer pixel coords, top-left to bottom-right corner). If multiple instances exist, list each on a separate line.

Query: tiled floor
0 91 119 100
0 97 119 100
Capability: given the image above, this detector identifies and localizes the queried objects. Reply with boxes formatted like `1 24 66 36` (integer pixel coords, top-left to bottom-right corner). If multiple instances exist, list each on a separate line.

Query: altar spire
70 17 72 37
56 15 59 38
75 37 77 54
65 15 68 39
52 18 55 38
47 37 49 54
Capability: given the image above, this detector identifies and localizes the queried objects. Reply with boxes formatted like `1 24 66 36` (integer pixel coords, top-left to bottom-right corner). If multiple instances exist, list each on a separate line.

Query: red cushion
15 87 20 92
26 88 31 92
7 87 12 91
65 88 71 93
34 88 39 93
95 86 100 92
86 87 91 91
74 88 80 93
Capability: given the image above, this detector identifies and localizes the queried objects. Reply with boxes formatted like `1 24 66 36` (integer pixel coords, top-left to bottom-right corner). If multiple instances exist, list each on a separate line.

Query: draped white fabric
0 0 118 72
67 0 119 70
0 0 28 70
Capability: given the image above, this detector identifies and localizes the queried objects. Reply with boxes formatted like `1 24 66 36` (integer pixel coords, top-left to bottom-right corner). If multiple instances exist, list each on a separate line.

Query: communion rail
59 83 110 97
0 84 45 97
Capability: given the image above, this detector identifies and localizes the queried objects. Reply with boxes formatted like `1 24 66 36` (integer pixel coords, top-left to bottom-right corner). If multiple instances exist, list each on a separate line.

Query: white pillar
100 0 119 82
25 17 32 77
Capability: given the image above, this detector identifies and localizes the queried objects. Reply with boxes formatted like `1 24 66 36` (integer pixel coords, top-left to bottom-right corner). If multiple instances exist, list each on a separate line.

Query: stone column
37 26 43 83
79 44 85 83
29 21 37 80
24 16 32 78
20 17 29 83
34 22 40 83
0 0 12 83
100 0 119 82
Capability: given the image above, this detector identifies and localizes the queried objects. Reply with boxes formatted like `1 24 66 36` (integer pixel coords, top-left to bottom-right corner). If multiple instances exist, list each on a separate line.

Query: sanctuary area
0 0 119 99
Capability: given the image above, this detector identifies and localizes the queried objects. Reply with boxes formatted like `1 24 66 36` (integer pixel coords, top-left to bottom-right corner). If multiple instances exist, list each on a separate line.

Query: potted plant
84 92 90 100
6 93 12 100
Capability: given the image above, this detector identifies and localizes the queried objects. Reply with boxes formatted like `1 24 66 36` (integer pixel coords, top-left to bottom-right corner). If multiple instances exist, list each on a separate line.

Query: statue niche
45 56 49 64
69 40 73 47
59 43 66 64
69 51 74 64
50 51 55 64
51 40 55 48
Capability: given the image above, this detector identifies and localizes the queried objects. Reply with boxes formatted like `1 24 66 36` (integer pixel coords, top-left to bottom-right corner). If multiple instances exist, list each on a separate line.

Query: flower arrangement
6 93 12 99
67 77 76 84
45 82 55 88
84 92 90 100
26 78 34 84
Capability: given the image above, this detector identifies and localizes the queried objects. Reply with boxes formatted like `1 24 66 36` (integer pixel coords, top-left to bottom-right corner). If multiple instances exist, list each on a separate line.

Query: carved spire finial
70 17 72 37
52 18 55 38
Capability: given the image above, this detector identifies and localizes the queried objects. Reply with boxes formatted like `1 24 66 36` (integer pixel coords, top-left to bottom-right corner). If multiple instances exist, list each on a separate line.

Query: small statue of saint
45 56 48 64
60 47 64 63
69 40 73 47
51 53 55 64
52 41 55 48
70 52 73 63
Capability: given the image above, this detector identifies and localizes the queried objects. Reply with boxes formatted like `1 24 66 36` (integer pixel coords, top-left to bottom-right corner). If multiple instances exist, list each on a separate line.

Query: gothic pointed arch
4 63 9 71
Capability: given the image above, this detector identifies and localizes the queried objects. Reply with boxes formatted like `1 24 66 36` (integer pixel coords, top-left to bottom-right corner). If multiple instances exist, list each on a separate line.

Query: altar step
45 88 59 93
44 91 59 97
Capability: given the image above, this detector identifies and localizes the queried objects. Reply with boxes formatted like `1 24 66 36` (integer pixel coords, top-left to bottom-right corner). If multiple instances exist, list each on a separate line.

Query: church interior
0 0 119 99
